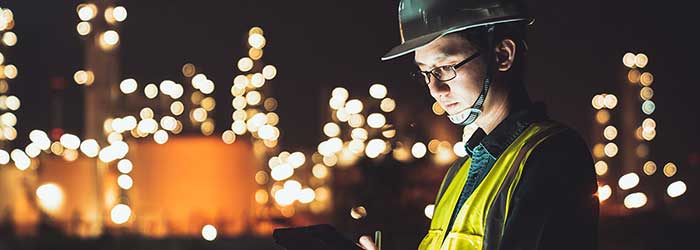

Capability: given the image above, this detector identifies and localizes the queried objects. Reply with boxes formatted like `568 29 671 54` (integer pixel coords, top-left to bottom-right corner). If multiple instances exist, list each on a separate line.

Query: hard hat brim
381 18 530 61
381 30 443 61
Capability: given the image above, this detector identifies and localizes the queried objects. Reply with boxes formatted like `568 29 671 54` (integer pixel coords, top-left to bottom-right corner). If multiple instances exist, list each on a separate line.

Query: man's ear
494 39 517 72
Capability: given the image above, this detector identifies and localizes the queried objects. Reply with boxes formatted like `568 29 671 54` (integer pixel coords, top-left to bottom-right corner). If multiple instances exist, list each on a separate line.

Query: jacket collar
465 103 549 159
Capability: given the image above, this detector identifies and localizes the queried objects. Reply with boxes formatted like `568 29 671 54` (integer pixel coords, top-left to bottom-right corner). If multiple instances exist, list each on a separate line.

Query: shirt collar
465 103 549 158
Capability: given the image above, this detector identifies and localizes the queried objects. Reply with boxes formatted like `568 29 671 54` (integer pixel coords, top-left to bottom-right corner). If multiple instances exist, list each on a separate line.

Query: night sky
6 0 699 171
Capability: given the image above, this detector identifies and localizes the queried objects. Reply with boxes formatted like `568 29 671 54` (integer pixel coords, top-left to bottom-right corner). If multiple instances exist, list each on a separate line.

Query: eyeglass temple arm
453 51 481 69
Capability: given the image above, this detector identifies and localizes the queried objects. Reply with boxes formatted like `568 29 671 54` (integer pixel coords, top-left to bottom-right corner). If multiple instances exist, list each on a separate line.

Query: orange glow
128 137 256 236
0 137 257 238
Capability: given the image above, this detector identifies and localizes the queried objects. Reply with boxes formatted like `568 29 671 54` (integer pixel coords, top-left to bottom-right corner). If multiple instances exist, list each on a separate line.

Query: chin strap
448 25 496 126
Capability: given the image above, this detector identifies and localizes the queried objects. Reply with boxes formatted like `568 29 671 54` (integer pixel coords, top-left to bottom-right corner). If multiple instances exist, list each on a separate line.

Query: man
359 0 599 249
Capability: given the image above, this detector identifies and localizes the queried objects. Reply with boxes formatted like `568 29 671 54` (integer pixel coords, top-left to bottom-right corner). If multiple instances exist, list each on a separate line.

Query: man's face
414 34 486 116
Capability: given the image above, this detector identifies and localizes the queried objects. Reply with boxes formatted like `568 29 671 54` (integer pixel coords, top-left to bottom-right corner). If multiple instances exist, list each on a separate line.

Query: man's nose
427 78 450 98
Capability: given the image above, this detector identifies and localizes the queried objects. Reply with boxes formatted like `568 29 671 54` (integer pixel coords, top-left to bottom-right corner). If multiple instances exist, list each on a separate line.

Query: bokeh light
299 188 315 204
595 161 608 176
154 130 169 144
622 53 636 68
604 142 618 157
249 48 263 60
73 70 95 85
5 95 20 110
380 98 396 113
603 126 617 140
271 163 294 181
99 30 120 50
262 65 277 80
222 130 236 144
76 21 91 36
117 174 133 190
237 57 254 72
255 171 268 185
36 183 64 212
424 204 435 219
623 192 647 209
367 113 386 128
202 225 217 241
627 69 641 84
640 72 654 86
248 33 266 49
598 185 611 202
274 188 295 206
192 108 207 122
323 122 340 137
640 87 654 100
80 139 100 158
345 99 363 114
264 98 278 111
412 142 427 158
1 32 15 47
667 181 687 198
663 162 677 177
635 53 648 68
117 159 133 174
369 84 388 99
246 91 262 106
642 100 655 115
249 27 264 36
113 6 128 22
604 94 618 109
119 78 138 94
642 127 656 141
0 150 8 165
591 95 604 110
77 4 97 21
643 161 656 176
453 141 467 157
432 102 445 115
312 164 328 179
110 204 131 224
255 189 268 204
365 139 386 158
3 64 17 78
350 206 367 220
60 134 81 150
595 110 610 124
251 73 265 88
618 173 640 190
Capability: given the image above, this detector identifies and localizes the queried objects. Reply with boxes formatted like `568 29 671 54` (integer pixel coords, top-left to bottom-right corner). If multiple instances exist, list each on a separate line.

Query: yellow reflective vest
418 122 565 250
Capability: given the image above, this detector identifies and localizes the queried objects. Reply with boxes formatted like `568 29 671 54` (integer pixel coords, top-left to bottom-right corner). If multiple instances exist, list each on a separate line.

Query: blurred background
0 0 697 249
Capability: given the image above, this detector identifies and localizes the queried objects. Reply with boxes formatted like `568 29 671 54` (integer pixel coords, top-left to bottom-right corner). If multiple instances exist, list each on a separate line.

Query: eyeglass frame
411 51 482 84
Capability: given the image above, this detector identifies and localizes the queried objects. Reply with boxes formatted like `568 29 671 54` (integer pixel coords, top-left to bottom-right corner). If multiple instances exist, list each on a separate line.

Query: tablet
273 224 364 250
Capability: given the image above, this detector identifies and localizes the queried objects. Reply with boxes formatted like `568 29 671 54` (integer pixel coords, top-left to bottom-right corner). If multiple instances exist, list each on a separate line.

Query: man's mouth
445 102 459 109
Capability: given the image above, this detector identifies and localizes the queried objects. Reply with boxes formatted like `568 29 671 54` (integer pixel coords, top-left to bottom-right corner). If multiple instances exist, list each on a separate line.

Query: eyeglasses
411 51 481 84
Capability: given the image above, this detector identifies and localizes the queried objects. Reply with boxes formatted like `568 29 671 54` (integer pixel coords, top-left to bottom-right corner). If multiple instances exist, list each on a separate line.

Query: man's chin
445 107 465 115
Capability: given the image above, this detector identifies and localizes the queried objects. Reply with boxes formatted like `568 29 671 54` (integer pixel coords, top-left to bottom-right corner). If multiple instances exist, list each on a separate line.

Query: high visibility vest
418 122 565 250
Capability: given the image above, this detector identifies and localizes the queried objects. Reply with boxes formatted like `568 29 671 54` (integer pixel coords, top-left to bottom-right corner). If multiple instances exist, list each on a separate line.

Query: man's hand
358 235 377 250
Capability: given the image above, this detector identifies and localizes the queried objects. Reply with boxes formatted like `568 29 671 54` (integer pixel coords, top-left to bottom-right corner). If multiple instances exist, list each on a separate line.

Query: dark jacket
441 103 599 250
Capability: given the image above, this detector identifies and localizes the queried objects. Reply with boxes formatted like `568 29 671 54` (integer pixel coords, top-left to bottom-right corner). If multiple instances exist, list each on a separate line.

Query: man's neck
475 86 532 134
475 99 510 134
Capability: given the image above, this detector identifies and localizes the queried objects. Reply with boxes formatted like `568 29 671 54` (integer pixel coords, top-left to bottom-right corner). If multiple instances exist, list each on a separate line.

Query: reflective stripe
435 157 469 206
418 122 563 250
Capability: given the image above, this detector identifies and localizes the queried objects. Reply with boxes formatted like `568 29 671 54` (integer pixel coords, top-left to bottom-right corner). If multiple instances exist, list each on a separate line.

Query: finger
359 235 377 250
